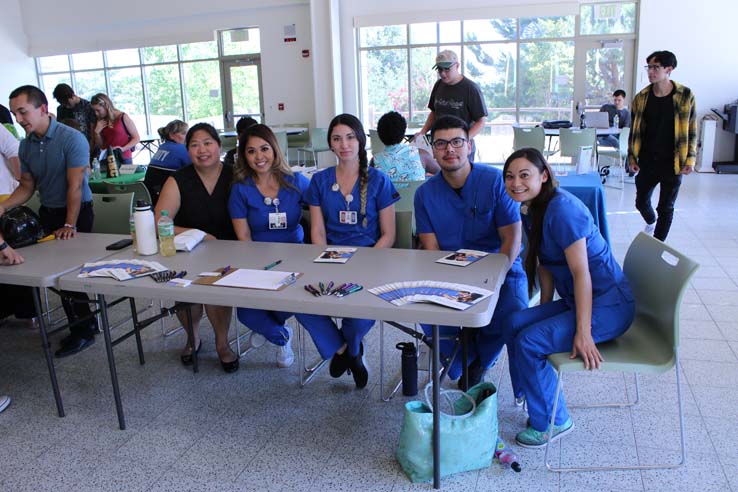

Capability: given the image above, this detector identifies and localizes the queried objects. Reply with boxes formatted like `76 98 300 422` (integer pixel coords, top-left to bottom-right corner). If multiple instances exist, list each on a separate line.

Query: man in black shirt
628 50 696 241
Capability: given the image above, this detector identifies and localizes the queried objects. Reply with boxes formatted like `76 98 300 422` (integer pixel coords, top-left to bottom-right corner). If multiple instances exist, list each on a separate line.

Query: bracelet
64 223 77 230
0 241 7 251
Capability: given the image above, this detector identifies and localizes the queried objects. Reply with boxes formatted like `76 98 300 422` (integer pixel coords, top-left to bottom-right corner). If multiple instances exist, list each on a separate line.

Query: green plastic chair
513 126 545 154
286 123 310 149
91 193 134 234
598 127 630 189
273 131 289 162
559 128 596 172
393 210 414 250
104 181 152 212
297 128 331 168
395 180 424 213
543 232 699 472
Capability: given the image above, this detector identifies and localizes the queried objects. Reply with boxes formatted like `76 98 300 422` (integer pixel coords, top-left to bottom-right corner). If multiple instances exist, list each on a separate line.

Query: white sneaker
276 326 294 368
644 222 656 235
0 395 11 413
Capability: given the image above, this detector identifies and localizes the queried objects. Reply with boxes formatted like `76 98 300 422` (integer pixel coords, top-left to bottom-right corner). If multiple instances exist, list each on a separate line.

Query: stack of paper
435 249 489 267
78 259 168 281
369 281 493 311
314 247 357 263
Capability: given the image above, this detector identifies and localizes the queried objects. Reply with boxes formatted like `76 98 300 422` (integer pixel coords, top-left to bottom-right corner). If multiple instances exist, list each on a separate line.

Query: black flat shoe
347 343 369 389
55 335 95 358
329 349 349 378
180 340 202 366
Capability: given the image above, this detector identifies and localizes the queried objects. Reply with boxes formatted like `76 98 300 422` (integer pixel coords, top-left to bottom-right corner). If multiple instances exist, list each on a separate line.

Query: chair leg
379 321 404 402
297 319 328 387
545 362 686 472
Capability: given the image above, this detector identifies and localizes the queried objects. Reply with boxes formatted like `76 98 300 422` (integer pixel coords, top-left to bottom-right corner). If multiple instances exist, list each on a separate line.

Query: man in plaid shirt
628 50 696 242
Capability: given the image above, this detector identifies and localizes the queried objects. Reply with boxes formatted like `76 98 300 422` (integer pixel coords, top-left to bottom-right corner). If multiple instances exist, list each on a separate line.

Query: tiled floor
2 170 738 491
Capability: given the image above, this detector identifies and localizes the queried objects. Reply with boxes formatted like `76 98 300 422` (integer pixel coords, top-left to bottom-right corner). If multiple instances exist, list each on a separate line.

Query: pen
319 281 326 295
264 259 282 270
326 281 334 293
304 285 320 297
221 265 232 275
330 283 348 295
174 270 187 279
337 285 363 297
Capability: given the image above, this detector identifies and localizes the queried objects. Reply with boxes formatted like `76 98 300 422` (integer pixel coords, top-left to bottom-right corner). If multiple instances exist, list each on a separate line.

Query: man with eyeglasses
628 50 696 242
414 115 527 389
416 50 488 163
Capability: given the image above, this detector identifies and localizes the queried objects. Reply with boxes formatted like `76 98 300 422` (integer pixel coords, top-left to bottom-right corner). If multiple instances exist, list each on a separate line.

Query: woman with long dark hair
301 114 399 388
502 148 634 448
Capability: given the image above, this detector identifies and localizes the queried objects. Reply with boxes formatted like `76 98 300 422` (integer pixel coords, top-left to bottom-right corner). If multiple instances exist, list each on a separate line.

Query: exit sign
594 4 621 19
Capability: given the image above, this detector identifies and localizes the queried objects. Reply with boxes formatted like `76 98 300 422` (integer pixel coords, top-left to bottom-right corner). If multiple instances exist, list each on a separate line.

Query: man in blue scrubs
414 115 528 387
2 85 97 358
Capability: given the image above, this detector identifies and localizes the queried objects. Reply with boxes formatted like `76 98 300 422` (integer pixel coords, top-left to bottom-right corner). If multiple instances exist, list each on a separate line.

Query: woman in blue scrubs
302 113 399 388
502 148 634 448
229 124 310 368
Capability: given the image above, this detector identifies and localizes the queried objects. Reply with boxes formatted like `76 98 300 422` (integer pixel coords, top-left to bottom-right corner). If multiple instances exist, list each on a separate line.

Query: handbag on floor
396 381 498 483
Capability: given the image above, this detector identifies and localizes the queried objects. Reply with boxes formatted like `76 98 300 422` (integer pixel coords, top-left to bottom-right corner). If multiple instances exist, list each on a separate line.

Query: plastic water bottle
91 158 102 181
158 210 176 257
580 111 586 129
495 437 522 472
133 200 157 255
613 113 620 129
129 213 137 253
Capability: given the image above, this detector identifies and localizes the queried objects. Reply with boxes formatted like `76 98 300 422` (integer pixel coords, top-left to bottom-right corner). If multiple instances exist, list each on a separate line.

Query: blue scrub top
305 166 399 247
228 172 310 244
149 140 190 170
532 188 632 307
414 164 524 274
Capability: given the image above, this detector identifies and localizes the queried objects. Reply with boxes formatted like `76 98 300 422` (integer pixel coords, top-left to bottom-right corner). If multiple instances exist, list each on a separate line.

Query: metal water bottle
396 342 418 396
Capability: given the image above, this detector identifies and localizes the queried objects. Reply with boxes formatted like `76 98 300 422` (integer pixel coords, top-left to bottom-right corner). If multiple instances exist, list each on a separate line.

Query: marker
326 281 334 293
263 259 282 270
338 285 363 297
319 282 326 295
304 285 320 297
221 265 232 275
330 283 347 295
174 270 187 279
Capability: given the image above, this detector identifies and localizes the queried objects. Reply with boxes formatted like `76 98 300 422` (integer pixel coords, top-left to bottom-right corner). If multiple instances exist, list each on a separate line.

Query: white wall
638 0 738 161
15 0 315 128
0 0 37 110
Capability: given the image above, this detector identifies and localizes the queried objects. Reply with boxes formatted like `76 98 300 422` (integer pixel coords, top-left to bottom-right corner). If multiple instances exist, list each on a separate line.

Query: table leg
98 294 126 430
184 305 198 373
432 323 440 489
460 328 469 392
128 298 145 365
32 287 64 417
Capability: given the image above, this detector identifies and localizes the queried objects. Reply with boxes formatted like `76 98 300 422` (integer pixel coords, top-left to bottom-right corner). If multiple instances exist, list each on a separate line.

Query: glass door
574 38 634 120
221 57 264 129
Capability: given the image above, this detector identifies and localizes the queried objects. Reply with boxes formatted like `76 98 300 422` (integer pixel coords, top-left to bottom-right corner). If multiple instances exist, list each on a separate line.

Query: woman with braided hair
302 113 399 388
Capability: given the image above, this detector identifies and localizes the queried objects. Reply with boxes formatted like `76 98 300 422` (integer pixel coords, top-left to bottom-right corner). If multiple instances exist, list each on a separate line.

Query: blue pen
326 281 334 293
174 270 187 279
221 265 232 275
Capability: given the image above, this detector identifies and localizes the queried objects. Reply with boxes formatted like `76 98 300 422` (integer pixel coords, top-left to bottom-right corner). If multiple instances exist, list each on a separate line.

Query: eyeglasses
644 64 664 71
431 137 467 150
436 66 454 73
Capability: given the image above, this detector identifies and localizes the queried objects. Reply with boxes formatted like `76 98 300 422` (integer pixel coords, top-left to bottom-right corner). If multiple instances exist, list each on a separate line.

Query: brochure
435 249 489 267
369 280 493 311
78 259 168 281
314 247 357 264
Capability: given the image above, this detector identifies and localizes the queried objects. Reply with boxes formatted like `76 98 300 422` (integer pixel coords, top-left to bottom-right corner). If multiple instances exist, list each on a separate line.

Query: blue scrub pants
296 314 374 359
236 308 290 346
505 298 634 431
421 273 528 380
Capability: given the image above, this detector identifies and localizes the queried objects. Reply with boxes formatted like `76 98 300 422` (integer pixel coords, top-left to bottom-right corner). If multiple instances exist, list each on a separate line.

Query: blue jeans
504 298 634 431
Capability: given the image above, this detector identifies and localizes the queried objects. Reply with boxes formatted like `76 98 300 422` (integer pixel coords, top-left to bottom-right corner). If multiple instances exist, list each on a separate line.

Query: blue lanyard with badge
264 196 287 230
333 182 357 225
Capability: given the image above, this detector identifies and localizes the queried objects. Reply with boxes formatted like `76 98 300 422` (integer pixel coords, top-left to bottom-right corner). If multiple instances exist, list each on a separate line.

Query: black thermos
396 342 418 396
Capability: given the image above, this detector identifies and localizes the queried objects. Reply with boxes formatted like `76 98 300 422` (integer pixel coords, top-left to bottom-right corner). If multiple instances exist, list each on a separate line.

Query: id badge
339 210 358 225
269 212 287 230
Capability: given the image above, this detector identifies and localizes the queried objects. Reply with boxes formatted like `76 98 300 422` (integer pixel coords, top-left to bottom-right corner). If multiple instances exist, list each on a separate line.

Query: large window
357 2 636 160
36 28 261 140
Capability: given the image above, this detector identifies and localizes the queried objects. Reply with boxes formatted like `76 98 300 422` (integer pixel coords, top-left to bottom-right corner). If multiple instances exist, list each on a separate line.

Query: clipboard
193 268 302 291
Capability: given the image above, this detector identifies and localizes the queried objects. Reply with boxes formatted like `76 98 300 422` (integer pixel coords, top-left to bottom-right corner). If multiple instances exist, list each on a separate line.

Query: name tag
339 210 357 225
269 212 287 230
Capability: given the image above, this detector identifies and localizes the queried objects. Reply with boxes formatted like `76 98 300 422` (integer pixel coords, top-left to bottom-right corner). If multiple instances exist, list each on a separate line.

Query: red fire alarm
302 49 310 58
278 103 284 111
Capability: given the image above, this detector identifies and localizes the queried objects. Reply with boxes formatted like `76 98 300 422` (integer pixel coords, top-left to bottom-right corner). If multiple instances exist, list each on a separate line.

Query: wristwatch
0 241 8 251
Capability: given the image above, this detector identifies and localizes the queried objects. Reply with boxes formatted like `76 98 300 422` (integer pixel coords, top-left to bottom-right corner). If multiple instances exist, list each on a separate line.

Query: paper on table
212 269 298 290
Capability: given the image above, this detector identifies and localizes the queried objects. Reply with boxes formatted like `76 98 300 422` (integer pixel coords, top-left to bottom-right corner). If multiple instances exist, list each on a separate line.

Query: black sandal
180 340 202 366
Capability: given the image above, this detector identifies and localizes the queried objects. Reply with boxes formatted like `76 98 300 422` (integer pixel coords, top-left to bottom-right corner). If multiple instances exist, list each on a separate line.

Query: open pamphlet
194 268 301 291
369 281 493 311
78 259 168 281
314 247 357 264
435 249 489 267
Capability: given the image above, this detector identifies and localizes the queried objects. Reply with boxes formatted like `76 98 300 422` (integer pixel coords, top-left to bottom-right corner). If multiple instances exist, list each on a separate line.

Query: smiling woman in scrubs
502 148 635 448
301 113 399 388
228 124 311 369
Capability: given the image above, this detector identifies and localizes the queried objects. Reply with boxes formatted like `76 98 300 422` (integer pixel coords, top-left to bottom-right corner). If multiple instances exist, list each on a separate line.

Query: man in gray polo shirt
417 50 488 162
2 85 97 357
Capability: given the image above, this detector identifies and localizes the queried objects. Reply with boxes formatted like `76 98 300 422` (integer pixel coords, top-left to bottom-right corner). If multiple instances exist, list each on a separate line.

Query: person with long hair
155 123 239 373
502 148 634 448
301 114 399 388
90 93 140 164
145 120 190 205
228 124 310 368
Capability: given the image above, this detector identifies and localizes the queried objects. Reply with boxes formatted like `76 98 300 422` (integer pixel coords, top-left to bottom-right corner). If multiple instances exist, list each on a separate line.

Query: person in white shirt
0 124 20 202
